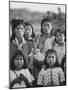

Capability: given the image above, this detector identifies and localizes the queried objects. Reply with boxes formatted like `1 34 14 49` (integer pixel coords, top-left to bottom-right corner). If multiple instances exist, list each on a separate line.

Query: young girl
52 29 65 65
24 22 35 42
10 50 34 89
10 19 32 66
37 49 65 86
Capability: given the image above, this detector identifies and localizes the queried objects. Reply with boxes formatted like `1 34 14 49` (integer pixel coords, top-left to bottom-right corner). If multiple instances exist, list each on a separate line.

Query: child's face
15 24 25 38
55 32 65 44
46 53 56 66
14 55 24 69
25 26 32 38
42 21 52 34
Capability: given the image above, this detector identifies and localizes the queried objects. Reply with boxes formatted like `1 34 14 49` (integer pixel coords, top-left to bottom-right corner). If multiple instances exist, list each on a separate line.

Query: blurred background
9 2 66 36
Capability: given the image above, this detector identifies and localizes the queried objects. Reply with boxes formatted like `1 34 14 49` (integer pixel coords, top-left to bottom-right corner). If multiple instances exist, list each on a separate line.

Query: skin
42 22 52 35
14 55 24 70
14 24 25 39
25 26 32 39
46 53 56 66
55 32 65 44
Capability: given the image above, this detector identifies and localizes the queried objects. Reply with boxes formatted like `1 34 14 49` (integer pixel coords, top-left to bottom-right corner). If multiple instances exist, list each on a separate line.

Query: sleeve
25 69 35 83
59 68 65 83
10 70 16 83
37 70 44 85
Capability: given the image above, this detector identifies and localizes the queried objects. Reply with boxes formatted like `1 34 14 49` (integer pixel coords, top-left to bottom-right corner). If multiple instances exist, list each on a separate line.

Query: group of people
10 17 66 88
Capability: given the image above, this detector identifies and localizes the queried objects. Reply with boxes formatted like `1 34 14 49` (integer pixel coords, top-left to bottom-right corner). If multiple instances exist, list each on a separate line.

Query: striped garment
37 67 65 86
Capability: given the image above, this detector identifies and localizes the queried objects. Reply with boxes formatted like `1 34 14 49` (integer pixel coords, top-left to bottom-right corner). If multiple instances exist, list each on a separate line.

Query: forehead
15 24 24 28
47 52 56 56
15 55 23 59
43 21 51 24
25 25 32 29
56 32 64 36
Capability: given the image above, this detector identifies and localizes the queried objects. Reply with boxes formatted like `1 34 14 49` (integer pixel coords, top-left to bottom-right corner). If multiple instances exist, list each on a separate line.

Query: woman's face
42 22 52 34
25 26 32 38
46 53 56 66
55 32 65 44
14 55 24 69
15 24 25 38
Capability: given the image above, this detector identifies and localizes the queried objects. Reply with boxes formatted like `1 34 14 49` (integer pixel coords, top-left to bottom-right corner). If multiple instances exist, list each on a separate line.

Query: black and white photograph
9 1 66 89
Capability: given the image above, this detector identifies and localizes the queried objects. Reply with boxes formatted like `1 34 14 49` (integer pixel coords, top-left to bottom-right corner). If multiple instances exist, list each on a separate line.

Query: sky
10 2 65 13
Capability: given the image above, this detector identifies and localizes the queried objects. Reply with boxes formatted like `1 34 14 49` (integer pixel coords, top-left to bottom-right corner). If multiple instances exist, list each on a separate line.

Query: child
38 18 54 55
10 19 32 66
24 22 35 42
37 49 65 86
52 29 65 65
10 50 34 89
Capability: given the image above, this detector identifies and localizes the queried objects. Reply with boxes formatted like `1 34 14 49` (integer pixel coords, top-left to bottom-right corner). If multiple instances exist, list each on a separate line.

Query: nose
50 57 53 61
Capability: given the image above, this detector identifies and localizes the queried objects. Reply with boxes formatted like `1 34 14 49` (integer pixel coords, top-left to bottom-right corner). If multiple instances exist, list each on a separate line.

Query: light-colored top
37 67 65 86
42 36 55 54
10 69 34 88
53 43 65 65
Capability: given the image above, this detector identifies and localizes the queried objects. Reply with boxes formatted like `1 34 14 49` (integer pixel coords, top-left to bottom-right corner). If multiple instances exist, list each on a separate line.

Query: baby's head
24 22 35 40
41 18 52 35
55 29 65 44
11 19 25 41
10 50 27 70
45 49 59 67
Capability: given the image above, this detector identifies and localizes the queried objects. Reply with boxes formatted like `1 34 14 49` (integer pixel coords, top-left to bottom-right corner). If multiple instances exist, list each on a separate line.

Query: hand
19 74 26 81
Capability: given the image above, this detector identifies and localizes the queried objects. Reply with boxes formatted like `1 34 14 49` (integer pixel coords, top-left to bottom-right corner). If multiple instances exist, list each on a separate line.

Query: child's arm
19 74 32 87
37 70 44 86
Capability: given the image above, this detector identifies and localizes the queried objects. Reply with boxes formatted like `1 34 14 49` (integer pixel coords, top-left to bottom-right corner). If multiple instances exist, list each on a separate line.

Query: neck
57 42 64 46
43 33 50 37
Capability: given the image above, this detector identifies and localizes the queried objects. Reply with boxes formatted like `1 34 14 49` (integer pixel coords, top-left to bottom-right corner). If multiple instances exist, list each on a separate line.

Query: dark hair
44 49 60 68
10 50 27 70
24 22 35 39
10 19 25 41
41 18 52 35
54 29 65 36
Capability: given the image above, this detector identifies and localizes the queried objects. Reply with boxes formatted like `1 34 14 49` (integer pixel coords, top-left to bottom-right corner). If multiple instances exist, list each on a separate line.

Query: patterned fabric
53 43 65 65
10 69 34 88
10 39 32 65
37 67 65 86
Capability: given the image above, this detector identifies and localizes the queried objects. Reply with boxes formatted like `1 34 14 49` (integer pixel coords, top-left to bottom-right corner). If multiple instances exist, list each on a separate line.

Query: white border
0 0 67 90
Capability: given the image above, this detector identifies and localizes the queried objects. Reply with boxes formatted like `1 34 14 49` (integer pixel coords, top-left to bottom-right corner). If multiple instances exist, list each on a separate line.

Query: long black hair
44 49 60 68
10 50 27 70
10 18 25 42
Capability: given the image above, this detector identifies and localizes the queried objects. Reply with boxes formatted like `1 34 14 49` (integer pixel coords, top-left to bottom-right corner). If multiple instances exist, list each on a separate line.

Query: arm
59 68 65 85
37 70 44 86
19 74 32 87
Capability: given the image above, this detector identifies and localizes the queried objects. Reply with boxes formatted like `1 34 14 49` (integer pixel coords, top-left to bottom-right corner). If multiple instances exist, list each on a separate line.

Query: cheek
14 60 18 66
46 57 50 63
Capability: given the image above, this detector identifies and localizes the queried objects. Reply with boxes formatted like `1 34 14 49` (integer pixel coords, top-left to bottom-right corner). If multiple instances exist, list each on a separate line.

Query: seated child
53 29 65 65
10 50 34 89
37 49 65 86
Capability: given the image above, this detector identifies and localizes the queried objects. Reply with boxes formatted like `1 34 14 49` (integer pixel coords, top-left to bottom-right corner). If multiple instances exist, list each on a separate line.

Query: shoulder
54 67 63 73
10 70 16 82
